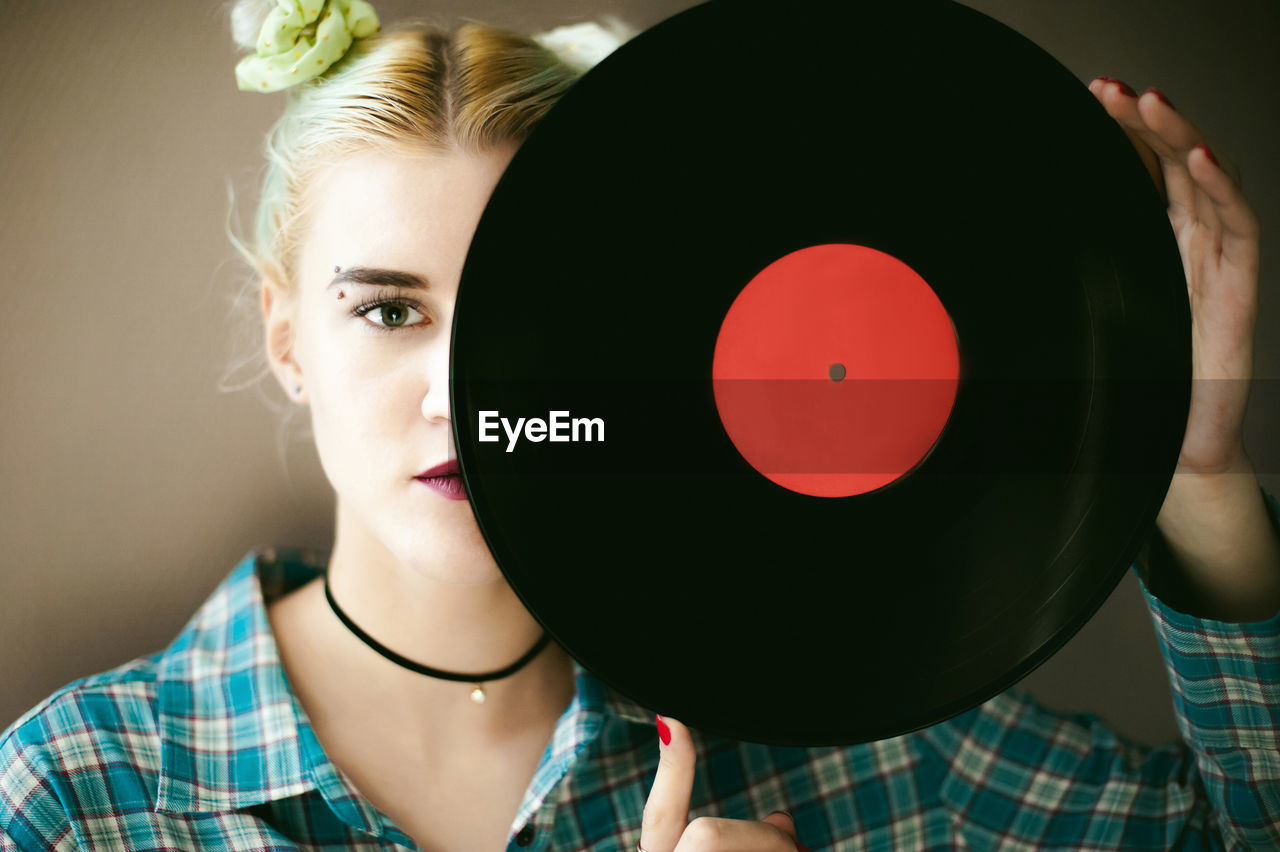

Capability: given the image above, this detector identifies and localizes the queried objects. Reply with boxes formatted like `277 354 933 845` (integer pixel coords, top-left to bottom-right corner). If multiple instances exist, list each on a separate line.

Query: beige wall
2 0 1277 746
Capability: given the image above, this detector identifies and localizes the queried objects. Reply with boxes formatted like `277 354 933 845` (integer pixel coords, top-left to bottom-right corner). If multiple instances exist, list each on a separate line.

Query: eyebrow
326 266 430 291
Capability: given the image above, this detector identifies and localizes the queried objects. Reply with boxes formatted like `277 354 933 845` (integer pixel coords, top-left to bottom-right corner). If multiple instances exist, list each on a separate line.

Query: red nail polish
1145 87 1175 109
655 714 671 746
795 843 811 852
1111 78 1137 97
1197 144 1219 166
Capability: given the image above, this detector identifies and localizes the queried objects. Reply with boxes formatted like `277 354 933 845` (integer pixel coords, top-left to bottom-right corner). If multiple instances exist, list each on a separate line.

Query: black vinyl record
451 0 1190 745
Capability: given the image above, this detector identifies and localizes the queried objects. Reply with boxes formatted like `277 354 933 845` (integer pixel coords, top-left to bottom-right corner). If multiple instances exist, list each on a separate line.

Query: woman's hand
1088 77 1280 621
1088 76 1259 476
639 715 809 852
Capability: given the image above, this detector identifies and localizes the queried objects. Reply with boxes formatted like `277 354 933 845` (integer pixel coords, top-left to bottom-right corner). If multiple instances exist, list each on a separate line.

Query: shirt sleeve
1129 485 1280 850
916 487 1280 851
0 720 78 852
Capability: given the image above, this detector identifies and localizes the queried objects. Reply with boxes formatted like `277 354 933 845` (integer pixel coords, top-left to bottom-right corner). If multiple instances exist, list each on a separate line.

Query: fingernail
1196 144 1219 166
795 843 811 852
655 714 671 746
767 809 795 820
1145 87 1175 109
1110 78 1137 97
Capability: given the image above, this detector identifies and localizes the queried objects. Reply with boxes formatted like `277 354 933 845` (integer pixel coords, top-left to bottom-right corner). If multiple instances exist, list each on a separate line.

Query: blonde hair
218 7 595 465
230 17 582 293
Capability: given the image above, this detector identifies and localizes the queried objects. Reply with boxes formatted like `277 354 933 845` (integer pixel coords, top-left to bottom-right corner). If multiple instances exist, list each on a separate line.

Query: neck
288 501 575 742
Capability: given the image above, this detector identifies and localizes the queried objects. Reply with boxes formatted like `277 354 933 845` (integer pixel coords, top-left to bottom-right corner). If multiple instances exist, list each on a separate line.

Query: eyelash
350 290 430 333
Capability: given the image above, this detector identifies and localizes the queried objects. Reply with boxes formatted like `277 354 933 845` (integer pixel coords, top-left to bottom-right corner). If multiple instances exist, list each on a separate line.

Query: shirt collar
153 548 325 815
152 547 655 817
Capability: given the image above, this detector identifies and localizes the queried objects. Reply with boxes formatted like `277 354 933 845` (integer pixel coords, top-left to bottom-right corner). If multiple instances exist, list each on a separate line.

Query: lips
416 459 459 479
414 459 467 501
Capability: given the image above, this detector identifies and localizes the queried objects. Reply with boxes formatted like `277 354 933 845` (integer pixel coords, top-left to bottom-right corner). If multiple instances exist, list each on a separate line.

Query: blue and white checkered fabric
4 491 1279 850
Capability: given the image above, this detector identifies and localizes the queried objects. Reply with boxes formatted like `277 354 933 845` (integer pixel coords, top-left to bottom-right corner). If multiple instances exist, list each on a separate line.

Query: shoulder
2 549 333 850
0 651 164 848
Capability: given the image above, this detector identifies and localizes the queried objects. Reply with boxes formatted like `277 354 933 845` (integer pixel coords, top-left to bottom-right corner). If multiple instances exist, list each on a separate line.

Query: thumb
760 809 796 839
760 810 811 851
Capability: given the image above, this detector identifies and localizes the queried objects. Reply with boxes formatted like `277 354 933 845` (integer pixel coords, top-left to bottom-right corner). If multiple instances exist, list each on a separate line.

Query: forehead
299 145 516 279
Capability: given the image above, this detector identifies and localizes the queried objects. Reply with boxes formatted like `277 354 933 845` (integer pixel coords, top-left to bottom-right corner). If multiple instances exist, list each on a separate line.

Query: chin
386 520 505 586
401 553 507 586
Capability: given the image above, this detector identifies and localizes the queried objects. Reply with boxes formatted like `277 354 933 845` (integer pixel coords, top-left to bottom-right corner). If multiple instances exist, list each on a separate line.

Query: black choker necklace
322 572 552 704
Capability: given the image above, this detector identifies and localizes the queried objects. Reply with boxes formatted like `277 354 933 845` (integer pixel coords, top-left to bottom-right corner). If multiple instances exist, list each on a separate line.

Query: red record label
712 243 960 497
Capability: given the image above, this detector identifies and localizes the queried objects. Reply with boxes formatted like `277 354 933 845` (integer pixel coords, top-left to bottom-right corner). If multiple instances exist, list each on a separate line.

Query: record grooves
451 0 1189 745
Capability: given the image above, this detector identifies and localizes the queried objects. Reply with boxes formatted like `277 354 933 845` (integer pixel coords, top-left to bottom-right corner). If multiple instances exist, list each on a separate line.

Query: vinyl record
451 0 1190 746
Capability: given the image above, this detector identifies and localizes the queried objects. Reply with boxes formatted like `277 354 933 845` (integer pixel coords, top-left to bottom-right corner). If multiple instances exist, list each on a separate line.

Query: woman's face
269 144 518 582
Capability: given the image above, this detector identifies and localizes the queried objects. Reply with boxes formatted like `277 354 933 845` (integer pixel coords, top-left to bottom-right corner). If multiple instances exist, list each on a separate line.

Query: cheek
296 314 424 481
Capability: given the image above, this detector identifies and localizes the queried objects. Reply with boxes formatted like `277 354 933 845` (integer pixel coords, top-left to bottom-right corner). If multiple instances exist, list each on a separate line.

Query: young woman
2 2 1278 850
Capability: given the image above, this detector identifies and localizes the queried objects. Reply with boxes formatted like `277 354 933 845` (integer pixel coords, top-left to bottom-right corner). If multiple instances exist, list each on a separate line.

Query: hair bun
533 16 638 72
230 0 279 51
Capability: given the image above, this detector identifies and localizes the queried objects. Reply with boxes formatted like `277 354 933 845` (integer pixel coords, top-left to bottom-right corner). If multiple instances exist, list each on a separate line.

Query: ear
261 279 307 403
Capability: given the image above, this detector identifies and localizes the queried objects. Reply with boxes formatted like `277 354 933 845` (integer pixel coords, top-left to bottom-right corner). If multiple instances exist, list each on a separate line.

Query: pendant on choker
470 685 487 704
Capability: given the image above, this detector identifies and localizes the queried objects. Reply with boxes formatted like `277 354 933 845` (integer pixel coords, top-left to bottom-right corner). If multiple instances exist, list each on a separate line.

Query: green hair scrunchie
236 0 380 93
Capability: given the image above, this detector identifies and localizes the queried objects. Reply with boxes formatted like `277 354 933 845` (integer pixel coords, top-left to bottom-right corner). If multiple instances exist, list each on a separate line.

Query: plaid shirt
3 490 1279 851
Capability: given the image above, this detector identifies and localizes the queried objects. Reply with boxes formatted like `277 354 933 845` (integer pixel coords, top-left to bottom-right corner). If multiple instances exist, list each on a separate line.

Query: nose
421 325 452 425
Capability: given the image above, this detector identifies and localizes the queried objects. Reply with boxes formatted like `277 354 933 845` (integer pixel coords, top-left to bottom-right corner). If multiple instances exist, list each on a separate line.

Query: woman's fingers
1089 76 1234 174
1088 76 1253 267
1189 144 1261 269
1091 79 1258 264
672 815 802 852
759 811 807 851
1115 120 1167 202
1088 77 1197 220
1120 82 1200 152
1130 85 1245 238
1134 89 1243 187
641 716 806 851
641 715 695 852
759 810 798 840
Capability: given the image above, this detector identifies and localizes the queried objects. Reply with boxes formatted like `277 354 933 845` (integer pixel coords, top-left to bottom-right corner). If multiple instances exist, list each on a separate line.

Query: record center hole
829 362 846 382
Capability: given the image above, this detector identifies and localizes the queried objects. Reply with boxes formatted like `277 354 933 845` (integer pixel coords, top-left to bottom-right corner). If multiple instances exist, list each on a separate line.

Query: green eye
354 299 428 330
381 304 407 326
